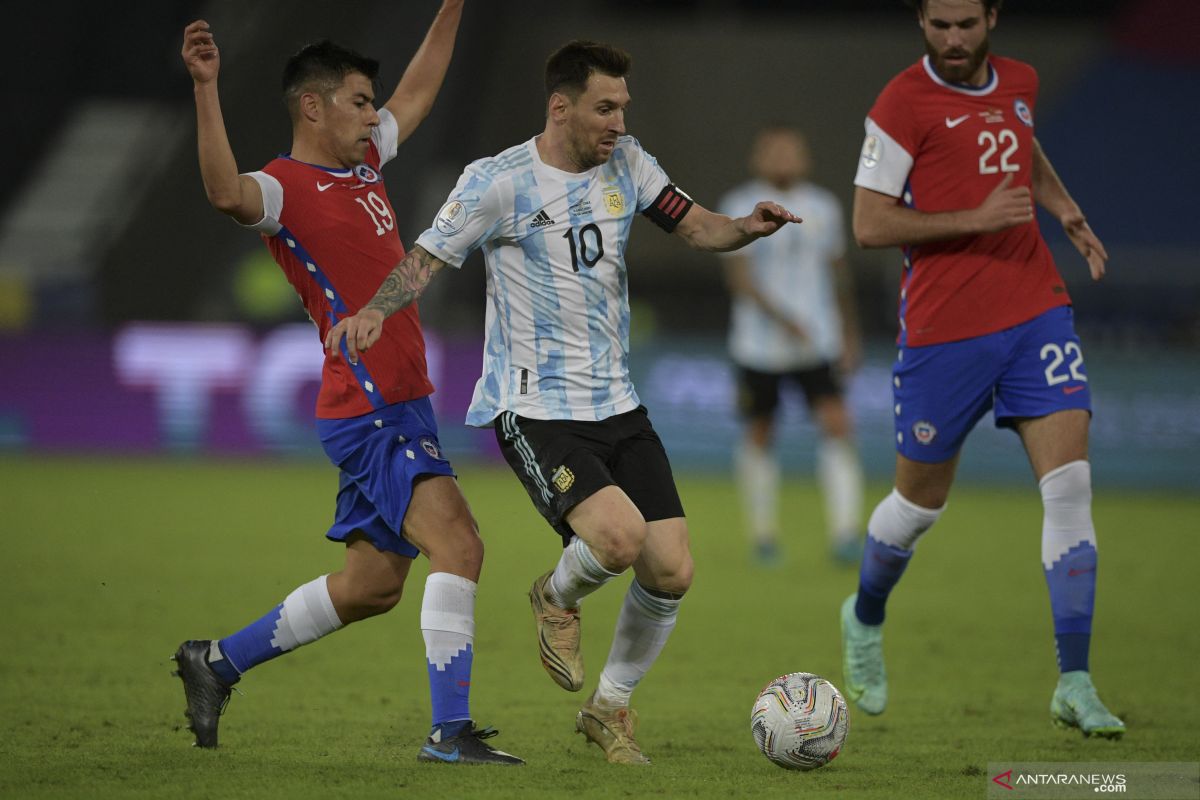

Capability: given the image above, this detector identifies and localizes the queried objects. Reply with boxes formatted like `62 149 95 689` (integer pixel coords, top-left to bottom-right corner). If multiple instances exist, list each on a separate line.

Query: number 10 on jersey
563 224 604 272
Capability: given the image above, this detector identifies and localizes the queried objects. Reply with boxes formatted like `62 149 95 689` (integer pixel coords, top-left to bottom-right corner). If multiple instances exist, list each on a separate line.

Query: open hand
324 309 385 365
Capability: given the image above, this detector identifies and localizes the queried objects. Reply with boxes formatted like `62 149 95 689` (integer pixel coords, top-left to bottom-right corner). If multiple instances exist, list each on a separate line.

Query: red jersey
853 55 1070 347
244 109 433 419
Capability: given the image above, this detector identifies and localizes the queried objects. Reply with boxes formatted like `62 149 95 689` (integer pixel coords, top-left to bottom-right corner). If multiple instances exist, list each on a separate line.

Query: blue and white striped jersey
416 135 674 426
718 180 847 371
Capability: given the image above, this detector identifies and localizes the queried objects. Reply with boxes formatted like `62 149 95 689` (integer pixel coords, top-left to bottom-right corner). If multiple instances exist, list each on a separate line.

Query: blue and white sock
422 572 476 735
1040 461 1097 673
855 489 943 625
210 575 343 684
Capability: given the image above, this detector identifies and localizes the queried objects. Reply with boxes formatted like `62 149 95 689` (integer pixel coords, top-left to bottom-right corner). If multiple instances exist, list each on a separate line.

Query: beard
925 34 990 85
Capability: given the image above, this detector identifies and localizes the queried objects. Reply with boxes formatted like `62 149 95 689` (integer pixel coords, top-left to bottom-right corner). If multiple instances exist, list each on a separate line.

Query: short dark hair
282 40 379 117
905 0 1003 12
544 40 632 100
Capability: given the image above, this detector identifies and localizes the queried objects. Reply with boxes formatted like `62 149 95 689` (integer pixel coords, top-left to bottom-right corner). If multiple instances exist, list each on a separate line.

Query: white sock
269 575 343 651
735 439 779 544
594 581 682 707
420 572 476 669
1040 460 1096 568
867 488 944 551
817 436 864 544
549 535 619 609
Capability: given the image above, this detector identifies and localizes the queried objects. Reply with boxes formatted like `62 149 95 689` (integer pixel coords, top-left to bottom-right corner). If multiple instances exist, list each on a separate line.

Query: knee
587 520 647 572
341 576 404 621
654 551 694 596
427 514 484 575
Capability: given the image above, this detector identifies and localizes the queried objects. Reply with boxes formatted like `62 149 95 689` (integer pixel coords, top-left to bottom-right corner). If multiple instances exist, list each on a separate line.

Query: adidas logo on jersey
528 209 556 229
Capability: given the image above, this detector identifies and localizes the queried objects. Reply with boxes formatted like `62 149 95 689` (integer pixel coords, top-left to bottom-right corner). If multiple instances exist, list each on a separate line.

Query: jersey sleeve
238 171 284 235
414 164 506 269
853 82 920 199
629 139 694 232
372 107 400 167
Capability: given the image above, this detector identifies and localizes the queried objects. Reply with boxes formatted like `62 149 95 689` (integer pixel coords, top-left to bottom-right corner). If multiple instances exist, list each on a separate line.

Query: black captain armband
642 184 694 233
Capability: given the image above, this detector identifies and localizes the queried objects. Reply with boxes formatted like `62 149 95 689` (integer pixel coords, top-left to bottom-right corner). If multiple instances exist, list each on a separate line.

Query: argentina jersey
416 135 675 425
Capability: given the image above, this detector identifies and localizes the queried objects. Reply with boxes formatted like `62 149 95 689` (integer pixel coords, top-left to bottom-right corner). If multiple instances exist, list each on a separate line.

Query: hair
544 40 632 100
904 0 1003 12
281 40 379 118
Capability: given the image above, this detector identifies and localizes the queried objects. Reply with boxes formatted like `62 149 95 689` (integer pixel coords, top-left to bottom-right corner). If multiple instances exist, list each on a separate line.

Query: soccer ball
750 672 849 771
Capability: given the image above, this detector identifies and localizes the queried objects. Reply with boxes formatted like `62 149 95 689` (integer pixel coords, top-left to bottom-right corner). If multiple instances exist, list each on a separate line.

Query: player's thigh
1014 409 1090 481
565 484 648 566
493 410 620 546
632 517 693 595
401 474 480 557
795 362 852 438
609 407 686 528
893 336 1002 462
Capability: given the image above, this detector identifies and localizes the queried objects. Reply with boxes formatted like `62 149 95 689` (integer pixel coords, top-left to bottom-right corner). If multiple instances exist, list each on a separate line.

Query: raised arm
323 245 447 363
180 20 264 225
674 201 801 252
1031 138 1107 280
383 0 465 146
852 172 1034 251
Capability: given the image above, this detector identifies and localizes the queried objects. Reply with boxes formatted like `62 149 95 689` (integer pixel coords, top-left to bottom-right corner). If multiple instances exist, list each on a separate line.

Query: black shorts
494 405 685 545
736 362 843 420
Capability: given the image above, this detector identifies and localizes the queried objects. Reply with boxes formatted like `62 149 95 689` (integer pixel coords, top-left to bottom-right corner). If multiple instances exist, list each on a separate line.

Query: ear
299 91 322 124
986 10 997 29
547 91 571 125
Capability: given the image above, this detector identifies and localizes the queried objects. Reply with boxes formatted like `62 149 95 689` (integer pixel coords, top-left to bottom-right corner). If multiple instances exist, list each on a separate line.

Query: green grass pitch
1 455 1196 798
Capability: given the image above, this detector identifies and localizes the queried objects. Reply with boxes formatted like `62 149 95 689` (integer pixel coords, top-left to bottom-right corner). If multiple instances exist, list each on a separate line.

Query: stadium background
1 0 1196 490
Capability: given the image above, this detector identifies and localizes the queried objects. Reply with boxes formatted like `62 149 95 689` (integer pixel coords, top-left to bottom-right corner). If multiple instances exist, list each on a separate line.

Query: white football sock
268 575 343 651
594 580 682 707
817 436 864 544
735 439 780 544
420 572 476 669
549 535 619 609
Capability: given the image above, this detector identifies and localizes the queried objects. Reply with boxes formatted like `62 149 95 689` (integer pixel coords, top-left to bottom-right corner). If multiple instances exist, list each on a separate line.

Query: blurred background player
324 39 800 764
174 5 523 764
840 0 1124 738
718 126 864 567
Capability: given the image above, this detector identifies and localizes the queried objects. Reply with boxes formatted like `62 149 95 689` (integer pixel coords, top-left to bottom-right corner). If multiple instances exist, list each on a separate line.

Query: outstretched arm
1032 138 1107 280
674 201 801 252
324 246 447 363
180 20 263 225
383 0 465 146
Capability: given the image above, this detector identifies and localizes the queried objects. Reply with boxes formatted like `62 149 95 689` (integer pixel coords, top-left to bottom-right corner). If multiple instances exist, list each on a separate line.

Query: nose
611 109 626 134
368 106 381 126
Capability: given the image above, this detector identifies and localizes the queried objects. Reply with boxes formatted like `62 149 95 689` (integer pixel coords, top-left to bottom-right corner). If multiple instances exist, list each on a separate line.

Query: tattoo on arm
364 247 440 317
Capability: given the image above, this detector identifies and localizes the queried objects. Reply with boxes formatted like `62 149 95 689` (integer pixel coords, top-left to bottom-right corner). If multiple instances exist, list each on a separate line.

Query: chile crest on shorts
913 420 937 445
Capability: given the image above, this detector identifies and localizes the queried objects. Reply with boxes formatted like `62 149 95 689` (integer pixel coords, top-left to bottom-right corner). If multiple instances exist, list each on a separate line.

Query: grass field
1 455 1197 799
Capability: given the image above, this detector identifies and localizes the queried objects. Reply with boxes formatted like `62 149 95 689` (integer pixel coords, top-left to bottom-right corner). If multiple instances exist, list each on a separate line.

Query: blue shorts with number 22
892 305 1091 463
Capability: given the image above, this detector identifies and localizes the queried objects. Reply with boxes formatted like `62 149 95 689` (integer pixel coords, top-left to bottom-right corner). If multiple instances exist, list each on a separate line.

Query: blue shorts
316 396 455 558
893 306 1091 463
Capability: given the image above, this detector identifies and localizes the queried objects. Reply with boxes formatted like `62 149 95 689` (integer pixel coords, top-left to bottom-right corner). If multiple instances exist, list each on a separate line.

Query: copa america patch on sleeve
435 200 467 235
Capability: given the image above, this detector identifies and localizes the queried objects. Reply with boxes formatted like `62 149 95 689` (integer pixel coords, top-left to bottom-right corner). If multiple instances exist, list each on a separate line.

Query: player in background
718 126 865 567
324 40 800 763
174 5 524 764
840 0 1123 738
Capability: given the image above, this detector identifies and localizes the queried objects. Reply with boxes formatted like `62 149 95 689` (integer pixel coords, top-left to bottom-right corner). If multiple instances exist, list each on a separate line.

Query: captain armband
642 184 694 233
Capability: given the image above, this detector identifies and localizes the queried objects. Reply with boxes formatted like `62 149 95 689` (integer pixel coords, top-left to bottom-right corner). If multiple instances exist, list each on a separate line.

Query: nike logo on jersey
317 182 335 192
945 115 970 128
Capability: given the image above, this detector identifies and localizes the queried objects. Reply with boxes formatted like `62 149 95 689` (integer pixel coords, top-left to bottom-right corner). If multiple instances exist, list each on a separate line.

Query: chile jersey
416 135 688 427
853 55 1070 347
243 108 433 419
